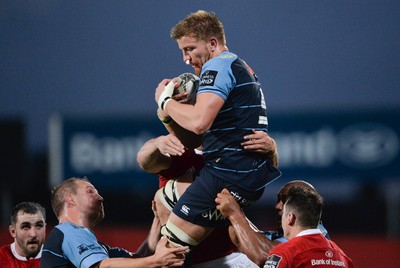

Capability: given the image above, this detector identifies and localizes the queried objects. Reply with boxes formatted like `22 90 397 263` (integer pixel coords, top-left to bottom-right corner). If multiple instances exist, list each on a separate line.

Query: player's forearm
165 92 222 136
165 100 206 135
228 213 274 266
136 216 162 256
98 256 164 268
137 138 171 173
163 120 202 149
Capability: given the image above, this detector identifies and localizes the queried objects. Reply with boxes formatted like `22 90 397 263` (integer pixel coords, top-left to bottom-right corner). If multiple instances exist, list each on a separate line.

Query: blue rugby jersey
41 222 133 268
198 51 280 189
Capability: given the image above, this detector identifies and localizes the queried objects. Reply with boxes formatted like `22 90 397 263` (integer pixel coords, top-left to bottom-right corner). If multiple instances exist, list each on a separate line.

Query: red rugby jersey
0 243 41 268
265 230 353 268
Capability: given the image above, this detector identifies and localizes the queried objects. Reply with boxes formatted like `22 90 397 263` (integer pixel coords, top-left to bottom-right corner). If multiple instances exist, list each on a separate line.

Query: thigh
168 212 214 243
171 167 265 228
171 168 227 228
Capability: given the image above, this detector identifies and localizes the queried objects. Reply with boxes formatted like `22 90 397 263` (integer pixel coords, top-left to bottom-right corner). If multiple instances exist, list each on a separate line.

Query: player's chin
26 243 40 252
193 67 201 76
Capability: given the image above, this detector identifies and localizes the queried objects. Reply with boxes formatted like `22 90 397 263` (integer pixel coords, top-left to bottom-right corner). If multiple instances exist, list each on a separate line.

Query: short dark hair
11 202 46 225
284 186 324 228
170 10 226 45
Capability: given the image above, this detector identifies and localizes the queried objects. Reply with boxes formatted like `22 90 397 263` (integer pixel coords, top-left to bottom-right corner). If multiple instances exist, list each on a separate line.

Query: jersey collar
10 242 42 260
296 228 323 237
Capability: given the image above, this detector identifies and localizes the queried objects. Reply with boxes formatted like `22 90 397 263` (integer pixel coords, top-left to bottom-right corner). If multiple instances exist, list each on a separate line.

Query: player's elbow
136 156 159 174
192 126 207 135
190 118 211 135
136 154 148 171
137 160 152 173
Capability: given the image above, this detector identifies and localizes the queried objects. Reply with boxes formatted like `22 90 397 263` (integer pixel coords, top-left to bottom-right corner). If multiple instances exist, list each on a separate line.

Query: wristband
157 80 175 110
160 97 172 110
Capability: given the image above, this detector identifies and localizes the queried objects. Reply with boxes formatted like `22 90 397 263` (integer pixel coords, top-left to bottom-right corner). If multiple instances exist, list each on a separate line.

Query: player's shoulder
217 51 237 61
326 238 347 255
267 243 293 268
56 222 79 232
44 224 66 247
204 51 237 70
0 244 9 251
0 244 11 255
54 222 94 239
272 235 304 254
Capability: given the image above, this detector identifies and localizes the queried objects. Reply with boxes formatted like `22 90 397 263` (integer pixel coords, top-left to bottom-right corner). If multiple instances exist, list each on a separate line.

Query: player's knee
161 220 200 251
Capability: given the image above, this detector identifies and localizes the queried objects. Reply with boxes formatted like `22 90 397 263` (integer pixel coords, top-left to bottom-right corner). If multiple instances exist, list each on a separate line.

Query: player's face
9 212 46 259
177 35 213 76
74 180 105 225
275 185 290 217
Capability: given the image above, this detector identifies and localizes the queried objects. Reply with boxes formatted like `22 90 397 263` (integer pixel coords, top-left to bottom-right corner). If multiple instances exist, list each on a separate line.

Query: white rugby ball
176 73 199 104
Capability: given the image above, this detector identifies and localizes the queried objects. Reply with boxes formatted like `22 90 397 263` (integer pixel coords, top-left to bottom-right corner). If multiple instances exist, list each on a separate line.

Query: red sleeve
265 243 291 268
157 149 204 188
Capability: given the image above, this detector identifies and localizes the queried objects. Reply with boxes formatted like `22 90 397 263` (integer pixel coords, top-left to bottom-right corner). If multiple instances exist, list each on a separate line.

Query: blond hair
170 10 226 45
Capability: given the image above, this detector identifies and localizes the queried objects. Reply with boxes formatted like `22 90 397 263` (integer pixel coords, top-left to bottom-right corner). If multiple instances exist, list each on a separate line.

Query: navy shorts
171 165 268 228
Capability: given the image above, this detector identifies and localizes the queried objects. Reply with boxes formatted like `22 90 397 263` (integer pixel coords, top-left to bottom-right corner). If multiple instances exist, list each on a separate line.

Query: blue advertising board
271 109 400 180
49 109 400 195
49 114 166 195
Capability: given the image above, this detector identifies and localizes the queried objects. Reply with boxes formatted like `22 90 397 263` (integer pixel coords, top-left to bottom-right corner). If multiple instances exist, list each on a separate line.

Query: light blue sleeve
58 223 109 268
198 52 236 101
274 236 289 243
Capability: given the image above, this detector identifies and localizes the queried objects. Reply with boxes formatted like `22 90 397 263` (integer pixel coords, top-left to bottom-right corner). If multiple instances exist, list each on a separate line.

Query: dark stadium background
1 1 399 266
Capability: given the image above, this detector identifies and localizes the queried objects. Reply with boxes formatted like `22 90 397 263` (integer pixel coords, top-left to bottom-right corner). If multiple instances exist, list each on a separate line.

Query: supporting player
138 130 277 266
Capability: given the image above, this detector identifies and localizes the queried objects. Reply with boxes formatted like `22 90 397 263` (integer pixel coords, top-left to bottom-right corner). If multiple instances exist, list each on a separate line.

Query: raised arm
135 201 162 257
98 237 187 268
215 188 278 266
136 134 185 174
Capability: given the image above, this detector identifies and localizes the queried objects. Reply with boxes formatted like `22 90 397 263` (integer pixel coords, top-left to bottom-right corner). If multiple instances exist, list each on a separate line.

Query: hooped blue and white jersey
41 222 133 268
198 51 279 187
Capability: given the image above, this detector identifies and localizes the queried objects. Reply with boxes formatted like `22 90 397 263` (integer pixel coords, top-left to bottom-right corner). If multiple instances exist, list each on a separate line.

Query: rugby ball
176 73 199 104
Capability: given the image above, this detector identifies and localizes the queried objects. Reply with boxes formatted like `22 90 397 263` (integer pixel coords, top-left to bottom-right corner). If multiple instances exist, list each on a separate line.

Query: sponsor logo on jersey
230 191 256 207
325 250 334 258
311 258 345 266
201 208 226 221
77 244 102 255
200 70 218 86
264 254 282 268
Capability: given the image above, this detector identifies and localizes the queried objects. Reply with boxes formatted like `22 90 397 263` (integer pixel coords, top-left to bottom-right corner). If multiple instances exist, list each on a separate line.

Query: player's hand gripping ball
175 73 199 104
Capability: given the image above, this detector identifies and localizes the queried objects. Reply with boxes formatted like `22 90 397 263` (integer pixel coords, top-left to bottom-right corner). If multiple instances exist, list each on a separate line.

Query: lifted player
155 10 281 252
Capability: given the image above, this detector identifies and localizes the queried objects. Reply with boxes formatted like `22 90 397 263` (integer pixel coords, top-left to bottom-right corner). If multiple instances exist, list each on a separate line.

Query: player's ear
65 193 76 207
9 224 16 238
208 38 218 52
288 212 296 226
